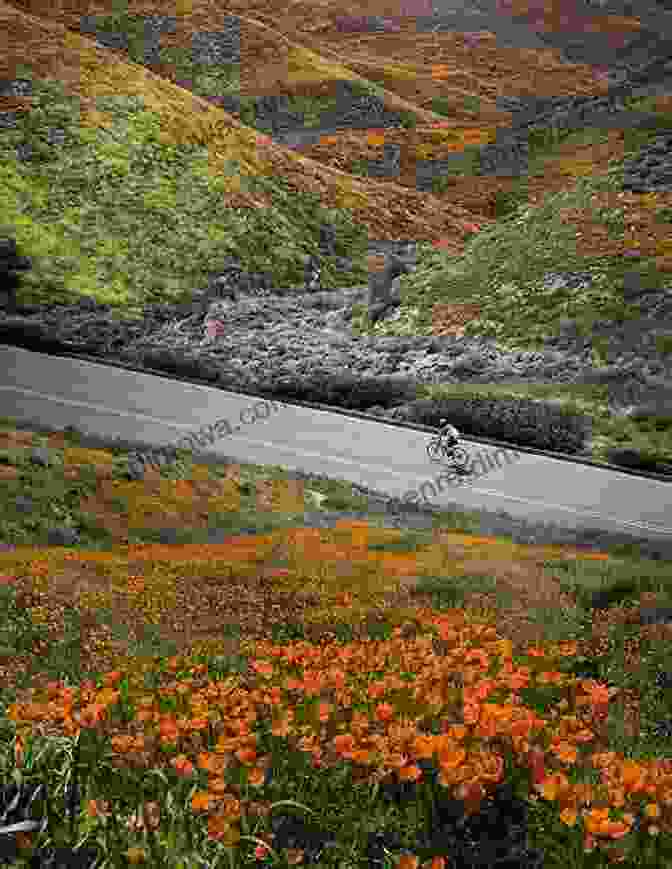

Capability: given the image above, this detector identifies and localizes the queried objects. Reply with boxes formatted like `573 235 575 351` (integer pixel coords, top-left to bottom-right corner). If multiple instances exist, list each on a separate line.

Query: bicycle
426 435 470 470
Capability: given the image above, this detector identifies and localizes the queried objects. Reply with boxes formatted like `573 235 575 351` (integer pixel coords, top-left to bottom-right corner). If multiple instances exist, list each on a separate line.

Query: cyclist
438 418 461 454
437 418 470 474
427 418 470 474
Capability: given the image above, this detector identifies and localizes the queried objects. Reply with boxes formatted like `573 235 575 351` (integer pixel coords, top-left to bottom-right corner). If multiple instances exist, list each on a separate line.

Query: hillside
0 0 503 267
1 0 657 281
2 0 672 476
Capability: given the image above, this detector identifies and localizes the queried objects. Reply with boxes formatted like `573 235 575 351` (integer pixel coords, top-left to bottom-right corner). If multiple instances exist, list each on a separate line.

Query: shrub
262 372 421 409
397 110 418 129
491 186 530 220
403 394 592 453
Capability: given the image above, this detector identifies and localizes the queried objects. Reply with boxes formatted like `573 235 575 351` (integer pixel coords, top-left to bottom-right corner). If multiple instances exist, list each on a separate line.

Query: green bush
655 207 672 224
398 111 418 130
249 372 421 410
463 95 481 114
404 394 592 454
429 175 454 194
492 185 530 220
655 334 672 356
429 96 453 118
350 159 373 177
525 124 570 157
428 154 481 192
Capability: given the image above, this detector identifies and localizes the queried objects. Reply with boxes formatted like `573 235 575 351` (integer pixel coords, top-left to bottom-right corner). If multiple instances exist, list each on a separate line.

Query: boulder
367 251 412 323
197 256 274 305
318 223 337 257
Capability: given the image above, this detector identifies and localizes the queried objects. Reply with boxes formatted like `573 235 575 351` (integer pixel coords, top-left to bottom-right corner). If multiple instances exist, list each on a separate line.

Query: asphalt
1 344 670 550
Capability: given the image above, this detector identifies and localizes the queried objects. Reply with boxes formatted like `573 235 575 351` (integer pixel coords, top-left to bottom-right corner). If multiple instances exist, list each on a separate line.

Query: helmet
440 418 447 425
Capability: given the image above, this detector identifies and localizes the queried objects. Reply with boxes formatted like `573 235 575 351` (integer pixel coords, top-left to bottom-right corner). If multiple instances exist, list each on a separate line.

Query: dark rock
363 143 402 178
0 237 32 275
268 80 410 135
655 670 672 693
640 606 672 625
207 93 242 112
477 138 531 176
253 94 305 135
243 771 547 867
589 580 639 610
46 526 80 546
29 446 53 467
155 527 182 544
13 302 45 316
13 495 33 513
0 774 102 867
197 256 275 303
268 812 339 863
367 251 413 322
334 255 354 271
191 20 240 65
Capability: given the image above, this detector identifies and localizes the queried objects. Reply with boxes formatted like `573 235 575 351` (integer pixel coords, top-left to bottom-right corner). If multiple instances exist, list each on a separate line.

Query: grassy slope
0 0 490 319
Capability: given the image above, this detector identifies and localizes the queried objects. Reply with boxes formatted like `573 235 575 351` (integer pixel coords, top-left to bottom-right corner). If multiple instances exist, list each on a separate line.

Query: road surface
1 344 670 547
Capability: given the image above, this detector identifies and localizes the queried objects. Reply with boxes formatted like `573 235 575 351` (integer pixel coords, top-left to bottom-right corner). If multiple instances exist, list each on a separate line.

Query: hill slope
1 0 672 476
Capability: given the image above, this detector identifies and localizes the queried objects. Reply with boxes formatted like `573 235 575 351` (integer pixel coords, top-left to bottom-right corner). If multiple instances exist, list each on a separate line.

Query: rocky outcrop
366 246 417 323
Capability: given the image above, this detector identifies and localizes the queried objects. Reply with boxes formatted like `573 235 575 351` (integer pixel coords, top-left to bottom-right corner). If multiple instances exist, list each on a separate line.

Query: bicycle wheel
427 441 470 467
426 438 446 463
450 446 470 467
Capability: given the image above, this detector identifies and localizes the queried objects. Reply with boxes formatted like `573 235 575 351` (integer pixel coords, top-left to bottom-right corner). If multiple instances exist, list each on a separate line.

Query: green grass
0 74 370 321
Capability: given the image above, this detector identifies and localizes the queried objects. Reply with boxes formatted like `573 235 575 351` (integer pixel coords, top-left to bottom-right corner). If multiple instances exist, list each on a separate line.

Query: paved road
1 344 670 545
